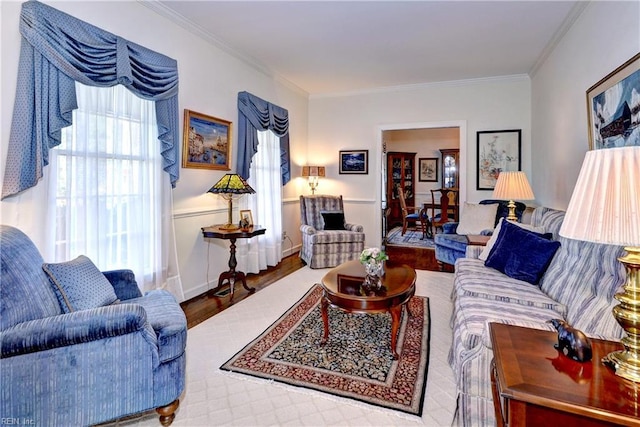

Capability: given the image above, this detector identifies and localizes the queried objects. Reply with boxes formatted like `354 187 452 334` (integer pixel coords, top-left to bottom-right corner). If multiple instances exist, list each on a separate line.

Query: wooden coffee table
490 322 639 426
320 259 416 359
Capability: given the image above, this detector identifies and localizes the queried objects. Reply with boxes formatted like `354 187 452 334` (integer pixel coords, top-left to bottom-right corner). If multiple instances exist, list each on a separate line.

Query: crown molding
138 0 308 97
529 1 591 77
309 74 530 100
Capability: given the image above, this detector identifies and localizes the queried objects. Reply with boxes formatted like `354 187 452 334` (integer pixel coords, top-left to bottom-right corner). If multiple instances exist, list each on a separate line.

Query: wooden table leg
217 237 255 301
390 305 402 359
320 294 329 345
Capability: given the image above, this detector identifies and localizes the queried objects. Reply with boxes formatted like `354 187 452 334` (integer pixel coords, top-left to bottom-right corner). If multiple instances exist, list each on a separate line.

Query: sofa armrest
1 304 155 358
300 224 317 235
103 269 143 300
442 222 459 234
465 245 484 259
345 223 364 232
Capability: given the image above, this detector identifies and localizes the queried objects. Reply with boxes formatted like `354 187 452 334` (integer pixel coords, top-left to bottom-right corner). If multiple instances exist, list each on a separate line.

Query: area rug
220 284 431 416
386 226 435 249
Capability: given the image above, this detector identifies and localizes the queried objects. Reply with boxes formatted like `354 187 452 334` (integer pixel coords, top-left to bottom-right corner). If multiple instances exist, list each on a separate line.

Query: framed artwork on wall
586 52 640 150
476 129 521 190
339 150 368 174
418 157 438 182
182 109 232 170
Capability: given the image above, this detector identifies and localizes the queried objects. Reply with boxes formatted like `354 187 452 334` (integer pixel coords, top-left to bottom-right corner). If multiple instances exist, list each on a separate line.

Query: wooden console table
490 322 639 426
201 225 266 300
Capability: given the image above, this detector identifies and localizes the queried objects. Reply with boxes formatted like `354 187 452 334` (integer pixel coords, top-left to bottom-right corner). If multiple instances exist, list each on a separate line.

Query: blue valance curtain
237 91 291 185
2 0 180 199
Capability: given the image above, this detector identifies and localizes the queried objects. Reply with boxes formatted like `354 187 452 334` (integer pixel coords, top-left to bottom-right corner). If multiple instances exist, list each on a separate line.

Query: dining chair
430 188 459 233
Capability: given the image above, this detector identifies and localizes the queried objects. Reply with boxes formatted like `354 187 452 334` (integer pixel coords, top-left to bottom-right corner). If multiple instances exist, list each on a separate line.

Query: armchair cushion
456 202 498 235
321 211 346 230
102 269 143 301
43 255 119 313
485 220 561 285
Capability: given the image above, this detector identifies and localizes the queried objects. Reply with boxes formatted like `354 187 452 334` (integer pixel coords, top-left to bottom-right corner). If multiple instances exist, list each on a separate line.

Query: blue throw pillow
43 255 119 313
485 220 561 285
321 211 346 230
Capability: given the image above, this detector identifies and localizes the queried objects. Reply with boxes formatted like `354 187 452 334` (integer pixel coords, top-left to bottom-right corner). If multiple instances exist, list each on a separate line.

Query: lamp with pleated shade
492 171 535 221
559 146 640 382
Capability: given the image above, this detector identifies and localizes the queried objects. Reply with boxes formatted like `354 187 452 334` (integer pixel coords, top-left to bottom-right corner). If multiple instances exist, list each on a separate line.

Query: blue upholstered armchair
299 195 366 268
434 200 527 270
0 226 186 426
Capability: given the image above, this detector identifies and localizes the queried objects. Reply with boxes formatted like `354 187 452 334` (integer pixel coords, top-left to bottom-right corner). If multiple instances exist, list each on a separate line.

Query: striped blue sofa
448 207 627 426
299 195 365 269
0 226 187 426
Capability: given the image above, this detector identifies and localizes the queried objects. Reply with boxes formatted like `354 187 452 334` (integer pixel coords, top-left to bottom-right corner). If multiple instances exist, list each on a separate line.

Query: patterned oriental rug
386 226 436 249
220 285 431 416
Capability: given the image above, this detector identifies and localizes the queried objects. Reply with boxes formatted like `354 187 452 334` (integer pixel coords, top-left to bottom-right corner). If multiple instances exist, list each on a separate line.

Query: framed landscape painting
476 129 521 190
586 52 640 150
418 158 438 182
182 109 231 170
339 150 368 174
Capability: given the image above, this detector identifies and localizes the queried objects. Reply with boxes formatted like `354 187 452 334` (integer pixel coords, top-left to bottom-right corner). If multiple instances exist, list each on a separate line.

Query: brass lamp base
506 199 518 222
218 223 240 231
603 246 640 383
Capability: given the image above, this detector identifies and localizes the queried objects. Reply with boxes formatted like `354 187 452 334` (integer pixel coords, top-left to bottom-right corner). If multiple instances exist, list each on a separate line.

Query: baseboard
183 246 302 301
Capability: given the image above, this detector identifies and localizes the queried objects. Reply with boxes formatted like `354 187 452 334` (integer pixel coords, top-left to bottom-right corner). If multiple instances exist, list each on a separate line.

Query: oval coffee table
320 259 416 359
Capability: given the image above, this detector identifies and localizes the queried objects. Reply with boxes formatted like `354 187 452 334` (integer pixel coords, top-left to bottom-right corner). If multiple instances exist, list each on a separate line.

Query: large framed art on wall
476 129 521 190
586 52 640 150
182 109 232 170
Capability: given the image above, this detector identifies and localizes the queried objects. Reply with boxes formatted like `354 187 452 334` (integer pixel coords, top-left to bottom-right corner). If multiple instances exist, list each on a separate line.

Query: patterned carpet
386 226 436 249
221 284 431 416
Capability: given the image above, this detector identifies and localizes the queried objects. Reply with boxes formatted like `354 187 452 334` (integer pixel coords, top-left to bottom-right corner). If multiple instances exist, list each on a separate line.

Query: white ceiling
151 0 582 95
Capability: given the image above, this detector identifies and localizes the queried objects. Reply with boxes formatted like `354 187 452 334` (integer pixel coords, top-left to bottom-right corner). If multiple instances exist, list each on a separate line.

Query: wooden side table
466 234 491 246
490 322 640 426
201 225 266 300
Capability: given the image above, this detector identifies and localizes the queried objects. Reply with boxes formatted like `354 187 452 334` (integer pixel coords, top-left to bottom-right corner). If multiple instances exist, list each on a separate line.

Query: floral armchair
0 225 186 426
299 195 365 268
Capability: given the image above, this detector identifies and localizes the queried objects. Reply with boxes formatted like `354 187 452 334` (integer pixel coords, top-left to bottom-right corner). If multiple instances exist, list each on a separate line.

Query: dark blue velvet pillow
321 211 346 230
485 220 561 285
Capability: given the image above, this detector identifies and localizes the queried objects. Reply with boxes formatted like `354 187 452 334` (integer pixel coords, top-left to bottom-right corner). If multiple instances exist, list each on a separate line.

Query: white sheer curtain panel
46 82 184 300
237 130 283 273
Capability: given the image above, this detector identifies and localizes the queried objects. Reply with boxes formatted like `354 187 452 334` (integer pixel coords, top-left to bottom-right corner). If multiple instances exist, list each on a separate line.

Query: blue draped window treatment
2 0 180 199
237 91 291 185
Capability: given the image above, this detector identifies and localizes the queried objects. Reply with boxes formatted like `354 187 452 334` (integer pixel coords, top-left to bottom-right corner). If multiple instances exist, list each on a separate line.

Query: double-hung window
50 82 163 290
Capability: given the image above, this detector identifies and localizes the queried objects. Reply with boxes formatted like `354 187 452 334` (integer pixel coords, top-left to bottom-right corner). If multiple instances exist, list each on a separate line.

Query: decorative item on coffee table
359 247 388 290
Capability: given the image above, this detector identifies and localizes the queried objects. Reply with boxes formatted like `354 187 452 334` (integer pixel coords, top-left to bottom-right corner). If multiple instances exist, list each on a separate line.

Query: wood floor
180 244 449 329
180 253 305 329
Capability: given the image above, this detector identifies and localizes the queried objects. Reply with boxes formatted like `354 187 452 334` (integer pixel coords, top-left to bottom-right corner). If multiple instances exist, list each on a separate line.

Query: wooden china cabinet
386 152 416 227
440 148 459 189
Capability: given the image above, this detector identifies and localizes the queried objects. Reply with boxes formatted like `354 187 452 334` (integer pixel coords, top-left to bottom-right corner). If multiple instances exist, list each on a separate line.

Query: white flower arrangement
359 247 389 265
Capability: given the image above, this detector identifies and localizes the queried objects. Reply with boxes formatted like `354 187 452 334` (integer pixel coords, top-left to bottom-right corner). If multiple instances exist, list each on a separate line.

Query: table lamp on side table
492 171 535 222
559 146 640 383
207 173 256 230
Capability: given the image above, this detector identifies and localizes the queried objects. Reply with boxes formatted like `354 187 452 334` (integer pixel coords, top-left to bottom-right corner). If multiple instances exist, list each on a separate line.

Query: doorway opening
377 121 467 249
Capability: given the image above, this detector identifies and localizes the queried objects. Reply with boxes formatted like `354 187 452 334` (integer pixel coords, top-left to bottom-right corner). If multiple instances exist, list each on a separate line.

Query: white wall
531 1 640 209
308 77 531 247
0 1 309 300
